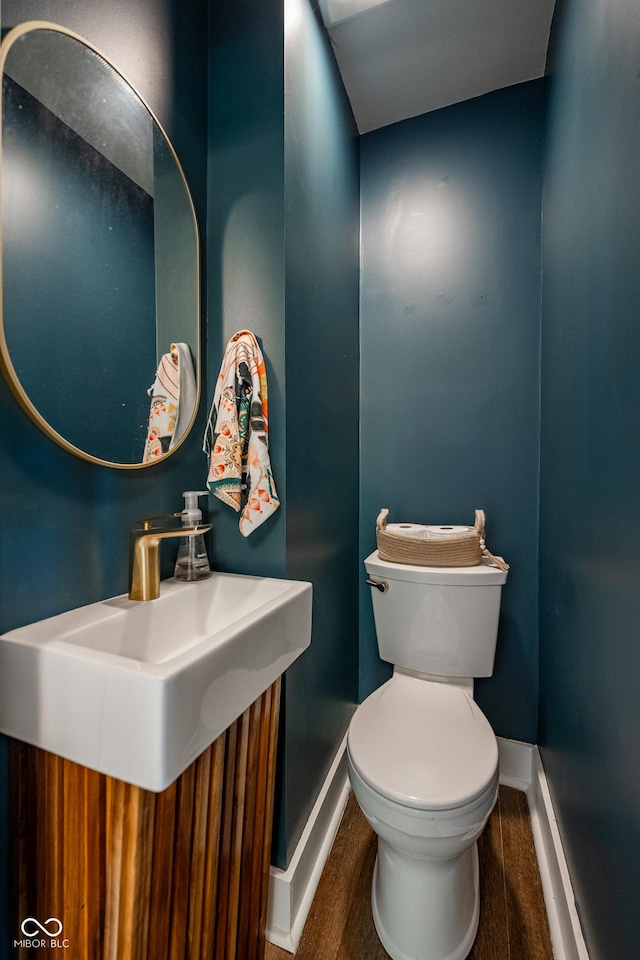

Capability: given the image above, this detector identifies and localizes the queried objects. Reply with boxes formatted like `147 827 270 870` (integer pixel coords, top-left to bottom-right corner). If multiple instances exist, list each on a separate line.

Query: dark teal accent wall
281 0 360 867
208 0 359 869
0 0 208 951
360 82 544 743
207 0 287 580
540 0 640 957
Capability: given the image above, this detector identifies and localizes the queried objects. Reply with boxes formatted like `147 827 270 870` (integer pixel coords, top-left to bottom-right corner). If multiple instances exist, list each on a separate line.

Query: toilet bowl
347 672 499 960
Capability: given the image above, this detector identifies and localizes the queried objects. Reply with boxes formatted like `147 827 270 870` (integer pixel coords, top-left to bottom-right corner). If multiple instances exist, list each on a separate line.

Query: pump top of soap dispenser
181 490 208 524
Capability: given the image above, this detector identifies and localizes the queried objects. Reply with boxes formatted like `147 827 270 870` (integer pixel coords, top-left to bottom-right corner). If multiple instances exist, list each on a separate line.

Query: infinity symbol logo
21 917 63 938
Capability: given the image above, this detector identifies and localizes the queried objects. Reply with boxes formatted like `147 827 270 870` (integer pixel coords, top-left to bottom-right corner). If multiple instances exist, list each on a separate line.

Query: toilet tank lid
364 551 508 585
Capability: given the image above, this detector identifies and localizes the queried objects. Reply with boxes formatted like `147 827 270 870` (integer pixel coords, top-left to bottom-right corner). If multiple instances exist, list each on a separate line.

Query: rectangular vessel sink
0 573 312 791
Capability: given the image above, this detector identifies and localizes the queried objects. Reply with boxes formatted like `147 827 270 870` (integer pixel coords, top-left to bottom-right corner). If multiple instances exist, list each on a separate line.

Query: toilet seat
348 673 498 812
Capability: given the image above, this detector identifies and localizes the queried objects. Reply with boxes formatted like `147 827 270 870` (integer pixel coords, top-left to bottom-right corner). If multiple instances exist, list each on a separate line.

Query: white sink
0 573 312 791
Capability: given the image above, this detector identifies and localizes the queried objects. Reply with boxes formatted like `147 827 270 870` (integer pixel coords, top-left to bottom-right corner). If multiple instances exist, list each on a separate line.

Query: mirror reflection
0 23 200 467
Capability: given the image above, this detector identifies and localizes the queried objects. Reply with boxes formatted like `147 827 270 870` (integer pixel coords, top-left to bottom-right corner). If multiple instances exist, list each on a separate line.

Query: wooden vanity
10 678 281 960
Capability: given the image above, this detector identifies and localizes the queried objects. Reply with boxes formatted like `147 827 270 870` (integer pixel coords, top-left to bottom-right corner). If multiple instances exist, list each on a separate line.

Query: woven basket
375 508 509 571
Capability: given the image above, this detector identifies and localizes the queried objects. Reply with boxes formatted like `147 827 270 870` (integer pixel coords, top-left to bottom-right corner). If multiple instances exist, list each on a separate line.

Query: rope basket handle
376 508 389 531
471 508 509 571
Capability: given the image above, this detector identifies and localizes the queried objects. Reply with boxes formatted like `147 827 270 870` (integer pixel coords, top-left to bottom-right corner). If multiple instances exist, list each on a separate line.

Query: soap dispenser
174 490 211 581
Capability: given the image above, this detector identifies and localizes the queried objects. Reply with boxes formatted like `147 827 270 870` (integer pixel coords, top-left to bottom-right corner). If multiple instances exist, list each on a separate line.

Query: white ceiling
318 0 556 134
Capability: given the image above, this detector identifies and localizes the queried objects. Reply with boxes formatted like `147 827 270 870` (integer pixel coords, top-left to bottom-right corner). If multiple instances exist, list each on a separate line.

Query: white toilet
347 549 509 960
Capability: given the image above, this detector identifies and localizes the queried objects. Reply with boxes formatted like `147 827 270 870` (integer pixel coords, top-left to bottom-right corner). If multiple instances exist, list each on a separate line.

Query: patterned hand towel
204 330 279 536
143 342 195 461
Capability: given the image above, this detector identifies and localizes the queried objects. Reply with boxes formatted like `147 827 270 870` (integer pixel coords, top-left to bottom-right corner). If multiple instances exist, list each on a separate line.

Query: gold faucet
129 513 213 601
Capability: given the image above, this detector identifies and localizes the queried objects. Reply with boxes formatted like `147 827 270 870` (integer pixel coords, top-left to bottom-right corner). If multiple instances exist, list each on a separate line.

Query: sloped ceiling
318 0 556 133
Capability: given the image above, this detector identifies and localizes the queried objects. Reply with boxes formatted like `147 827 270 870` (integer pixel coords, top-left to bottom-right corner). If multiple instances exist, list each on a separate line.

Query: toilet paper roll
425 524 472 539
386 522 428 538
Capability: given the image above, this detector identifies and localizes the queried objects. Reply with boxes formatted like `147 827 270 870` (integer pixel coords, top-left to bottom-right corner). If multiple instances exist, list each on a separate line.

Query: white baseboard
497 735 536 790
528 749 590 960
266 732 351 953
497 738 590 960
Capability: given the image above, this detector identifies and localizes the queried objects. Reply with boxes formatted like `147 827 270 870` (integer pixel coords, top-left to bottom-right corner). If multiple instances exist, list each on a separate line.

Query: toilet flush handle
366 578 388 593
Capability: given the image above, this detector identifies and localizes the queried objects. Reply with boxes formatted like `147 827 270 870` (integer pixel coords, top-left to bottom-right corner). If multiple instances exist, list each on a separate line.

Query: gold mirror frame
0 21 201 469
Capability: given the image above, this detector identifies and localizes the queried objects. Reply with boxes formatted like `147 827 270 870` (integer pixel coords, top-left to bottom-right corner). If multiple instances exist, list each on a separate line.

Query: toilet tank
364 551 508 678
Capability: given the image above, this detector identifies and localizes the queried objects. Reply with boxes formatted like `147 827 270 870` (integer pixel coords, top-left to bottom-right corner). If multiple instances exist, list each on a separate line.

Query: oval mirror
0 22 200 468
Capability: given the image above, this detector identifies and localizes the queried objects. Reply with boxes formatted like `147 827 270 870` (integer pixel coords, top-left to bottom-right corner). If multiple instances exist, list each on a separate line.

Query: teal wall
207 0 287 580
539 0 640 957
0 0 209 950
281 0 360 867
208 0 360 868
359 82 544 743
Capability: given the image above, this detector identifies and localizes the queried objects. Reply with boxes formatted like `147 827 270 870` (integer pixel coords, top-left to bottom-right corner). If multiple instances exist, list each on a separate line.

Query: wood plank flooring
265 785 553 960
